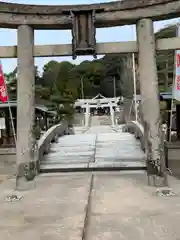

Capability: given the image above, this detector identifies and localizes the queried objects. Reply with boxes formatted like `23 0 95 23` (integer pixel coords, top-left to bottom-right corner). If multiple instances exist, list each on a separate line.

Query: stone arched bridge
37 119 146 173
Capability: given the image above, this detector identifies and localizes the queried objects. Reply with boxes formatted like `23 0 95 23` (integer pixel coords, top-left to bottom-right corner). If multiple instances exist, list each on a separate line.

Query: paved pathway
0 172 180 239
41 125 145 172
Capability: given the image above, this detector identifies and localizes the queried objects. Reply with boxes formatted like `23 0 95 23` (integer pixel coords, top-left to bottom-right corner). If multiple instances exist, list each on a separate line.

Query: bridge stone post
109 103 115 126
136 19 163 175
16 25 35 190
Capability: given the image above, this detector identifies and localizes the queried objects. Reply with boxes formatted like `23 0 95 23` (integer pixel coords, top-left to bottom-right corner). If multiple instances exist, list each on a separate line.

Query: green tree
49 92 75 123
41 61 76 121
68 60 105 98
6 66 43 100
53 61 74 93
5 67 19 100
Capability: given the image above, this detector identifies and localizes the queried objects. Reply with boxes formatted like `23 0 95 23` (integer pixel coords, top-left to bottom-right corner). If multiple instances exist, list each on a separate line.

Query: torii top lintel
0 0 179 29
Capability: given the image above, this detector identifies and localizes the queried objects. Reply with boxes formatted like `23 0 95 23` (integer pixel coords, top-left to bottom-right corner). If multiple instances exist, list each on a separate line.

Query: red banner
176 75 180 90
0 62 8 103
177 53 180 67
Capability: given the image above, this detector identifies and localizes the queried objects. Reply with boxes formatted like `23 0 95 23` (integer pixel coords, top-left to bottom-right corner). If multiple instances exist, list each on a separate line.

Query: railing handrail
38 124 61 149
38 121 67 149
129 120 144 134
37 120 68 172
125 120 145 151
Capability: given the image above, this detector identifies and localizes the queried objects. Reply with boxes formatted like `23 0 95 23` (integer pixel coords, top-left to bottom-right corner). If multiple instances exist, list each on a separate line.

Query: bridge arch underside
0 0 178 183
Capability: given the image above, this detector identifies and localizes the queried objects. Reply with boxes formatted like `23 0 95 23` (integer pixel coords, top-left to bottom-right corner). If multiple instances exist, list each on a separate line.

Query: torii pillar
136 19 166 183
16 25 35 190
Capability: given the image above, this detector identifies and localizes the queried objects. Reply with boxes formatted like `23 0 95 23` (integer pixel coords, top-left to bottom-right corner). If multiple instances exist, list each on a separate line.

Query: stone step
89 161 146 168
50 145 95 150
41 159 91 164
40 161 146 172
94 157 145 162
45 148 95 156
95 142 142 147
95 146 143 152
40 163 89 171
95 152 144 159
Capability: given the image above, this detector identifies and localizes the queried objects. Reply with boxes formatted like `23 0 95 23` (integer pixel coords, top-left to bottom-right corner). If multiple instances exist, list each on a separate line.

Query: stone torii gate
0 0 179 185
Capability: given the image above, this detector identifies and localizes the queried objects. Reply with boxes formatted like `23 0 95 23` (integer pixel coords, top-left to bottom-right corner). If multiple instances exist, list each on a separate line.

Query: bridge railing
85 105 90 128
110 105 115 126
124 120 145 152
36 120 68 172
122 97 146 151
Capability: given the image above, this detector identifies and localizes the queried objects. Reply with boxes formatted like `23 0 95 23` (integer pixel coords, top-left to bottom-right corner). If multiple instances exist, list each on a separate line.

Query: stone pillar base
16 177 36 191
16 162 36 191
147 175 168 187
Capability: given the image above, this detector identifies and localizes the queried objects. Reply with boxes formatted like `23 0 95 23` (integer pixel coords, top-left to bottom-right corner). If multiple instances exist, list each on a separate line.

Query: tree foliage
6 53 136 102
